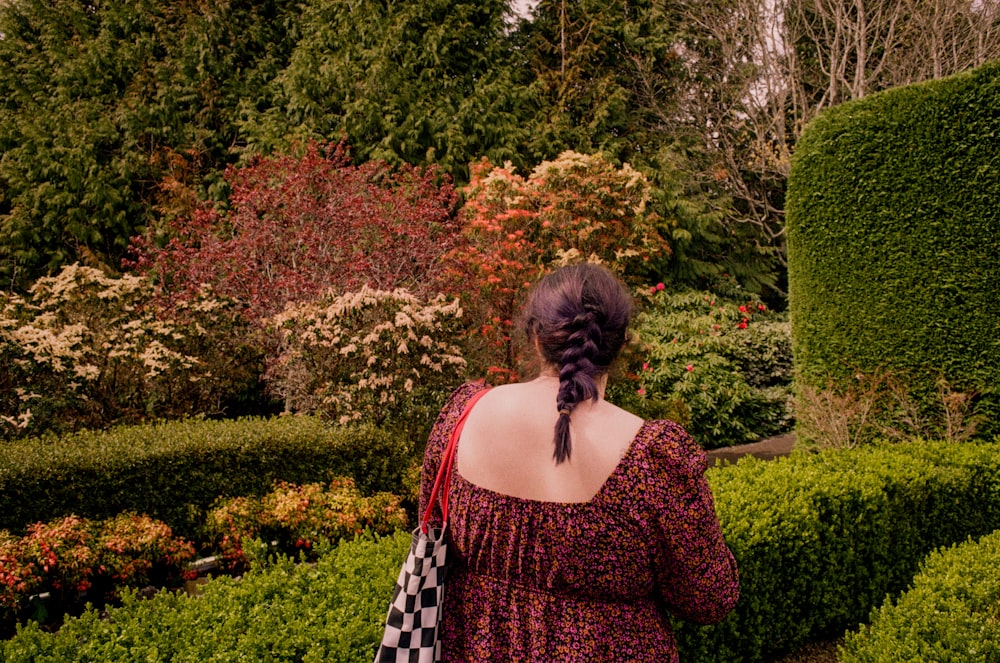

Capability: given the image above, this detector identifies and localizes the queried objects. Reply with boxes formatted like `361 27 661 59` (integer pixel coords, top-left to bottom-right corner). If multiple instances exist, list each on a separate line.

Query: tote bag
375 388 490 663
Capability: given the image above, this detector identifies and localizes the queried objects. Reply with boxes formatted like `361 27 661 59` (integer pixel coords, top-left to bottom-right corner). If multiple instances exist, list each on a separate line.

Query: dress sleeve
418 381 489 528
645 421 739 625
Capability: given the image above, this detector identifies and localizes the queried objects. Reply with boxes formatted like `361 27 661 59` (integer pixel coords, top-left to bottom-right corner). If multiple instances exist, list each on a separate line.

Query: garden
2 1 999 661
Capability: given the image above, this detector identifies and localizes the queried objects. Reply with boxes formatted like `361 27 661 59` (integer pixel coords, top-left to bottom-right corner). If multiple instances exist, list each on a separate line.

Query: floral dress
420 382 739 663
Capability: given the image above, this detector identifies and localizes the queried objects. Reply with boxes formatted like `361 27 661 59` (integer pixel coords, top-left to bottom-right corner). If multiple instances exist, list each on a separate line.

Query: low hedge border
4 439 1000 661
675 438 1000 662
1 532 412 662
840 528 1000 663
0 416 413 540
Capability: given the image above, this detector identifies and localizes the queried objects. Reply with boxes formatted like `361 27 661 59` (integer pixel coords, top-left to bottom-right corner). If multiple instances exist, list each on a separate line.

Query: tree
0 0 297 291
239 0 530 182
636 0 1000 297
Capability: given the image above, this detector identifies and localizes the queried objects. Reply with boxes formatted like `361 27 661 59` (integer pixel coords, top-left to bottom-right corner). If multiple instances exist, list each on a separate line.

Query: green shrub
1 532 412 662
787 60 1000 440
608 287 792 448
5 441 1000 661
674 438 1000 662
840 529 1000 663
0 416 413 540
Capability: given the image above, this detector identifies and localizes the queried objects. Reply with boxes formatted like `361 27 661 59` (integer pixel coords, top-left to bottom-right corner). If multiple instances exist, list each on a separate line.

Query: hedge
839 528 1000 663
675 438 1000 661
5 439 1000 661
0 416 413 540
1 532 412 662
786 60 1000 436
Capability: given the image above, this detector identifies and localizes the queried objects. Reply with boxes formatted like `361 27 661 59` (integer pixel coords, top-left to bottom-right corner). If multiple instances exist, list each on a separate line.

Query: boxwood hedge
1 532 412 662
675 439 1000 661
0 416 413 540
786 60 1000 436
840 528 1000 663
5 439 999 662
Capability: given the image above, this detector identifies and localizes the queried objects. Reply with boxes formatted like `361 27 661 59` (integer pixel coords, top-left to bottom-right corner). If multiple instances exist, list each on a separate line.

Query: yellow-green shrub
1 532 411 662
674 439 1000 662
204 478 407 570
840 529 1000 663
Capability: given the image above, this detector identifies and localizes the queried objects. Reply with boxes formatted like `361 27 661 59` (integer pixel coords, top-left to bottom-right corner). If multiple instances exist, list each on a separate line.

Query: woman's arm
647 422 740 624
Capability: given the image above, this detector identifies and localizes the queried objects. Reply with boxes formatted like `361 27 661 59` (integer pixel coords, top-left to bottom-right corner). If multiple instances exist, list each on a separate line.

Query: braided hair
520 264 633 464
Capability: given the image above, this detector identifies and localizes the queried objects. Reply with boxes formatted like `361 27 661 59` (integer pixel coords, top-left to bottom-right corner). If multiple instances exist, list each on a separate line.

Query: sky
511 0 541 19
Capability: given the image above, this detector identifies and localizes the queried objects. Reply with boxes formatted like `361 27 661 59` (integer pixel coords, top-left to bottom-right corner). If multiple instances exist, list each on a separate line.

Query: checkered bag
375 388 490 663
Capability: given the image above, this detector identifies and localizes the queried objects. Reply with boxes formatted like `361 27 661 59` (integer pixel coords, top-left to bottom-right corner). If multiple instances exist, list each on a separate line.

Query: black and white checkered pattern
375 387 489 663
375 524 449 663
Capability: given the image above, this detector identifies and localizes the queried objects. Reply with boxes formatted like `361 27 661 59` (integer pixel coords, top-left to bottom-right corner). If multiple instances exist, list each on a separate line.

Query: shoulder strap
421 387 491 533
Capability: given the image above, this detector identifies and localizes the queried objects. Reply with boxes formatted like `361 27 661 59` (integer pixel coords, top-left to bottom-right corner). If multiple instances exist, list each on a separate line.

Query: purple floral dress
420 382 739 662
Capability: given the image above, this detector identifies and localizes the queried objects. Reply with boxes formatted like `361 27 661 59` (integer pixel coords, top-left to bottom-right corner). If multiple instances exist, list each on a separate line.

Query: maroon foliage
129 142 461 321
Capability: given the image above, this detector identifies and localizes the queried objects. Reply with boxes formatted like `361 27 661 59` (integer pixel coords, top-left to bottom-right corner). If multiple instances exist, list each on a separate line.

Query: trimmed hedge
1 532 412 662
675 439 1000 662
786 60 1000 436
0 416 412 540
840 528 1000 663
5 439 1000 661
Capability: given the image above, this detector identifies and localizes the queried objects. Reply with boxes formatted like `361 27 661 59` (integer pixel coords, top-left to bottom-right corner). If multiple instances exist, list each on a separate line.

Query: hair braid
553 311 603 463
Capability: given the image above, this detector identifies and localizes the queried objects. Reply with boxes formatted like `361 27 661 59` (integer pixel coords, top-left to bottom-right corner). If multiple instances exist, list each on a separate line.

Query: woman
420 264 738 662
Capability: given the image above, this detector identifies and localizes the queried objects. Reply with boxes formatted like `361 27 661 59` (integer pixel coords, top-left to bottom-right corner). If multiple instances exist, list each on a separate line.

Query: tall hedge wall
786 60 1000 431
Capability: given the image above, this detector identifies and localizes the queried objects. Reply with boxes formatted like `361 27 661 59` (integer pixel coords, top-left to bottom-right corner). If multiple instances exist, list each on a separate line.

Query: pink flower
649 286 657 294
642 362 650 371
686 364 694 372
656 282 665 291
637 387 646 395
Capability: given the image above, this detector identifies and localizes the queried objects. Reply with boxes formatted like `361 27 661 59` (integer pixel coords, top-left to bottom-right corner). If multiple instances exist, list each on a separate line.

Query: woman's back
455 377 643 504
420 382 739 663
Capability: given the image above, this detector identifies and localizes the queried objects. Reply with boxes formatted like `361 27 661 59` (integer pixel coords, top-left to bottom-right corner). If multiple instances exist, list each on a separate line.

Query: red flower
686 364 694 372
738 322 747 329
739 305 748 313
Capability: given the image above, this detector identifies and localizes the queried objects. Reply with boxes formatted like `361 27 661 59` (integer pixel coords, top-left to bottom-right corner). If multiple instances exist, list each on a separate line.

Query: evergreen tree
0 0 296 291
241 0 530 181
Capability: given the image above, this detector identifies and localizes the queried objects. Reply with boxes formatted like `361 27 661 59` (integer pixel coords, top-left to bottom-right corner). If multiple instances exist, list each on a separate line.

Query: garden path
706 433 796 466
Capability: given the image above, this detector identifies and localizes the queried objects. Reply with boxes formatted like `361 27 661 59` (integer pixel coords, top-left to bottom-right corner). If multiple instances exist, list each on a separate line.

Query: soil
706 434 842 663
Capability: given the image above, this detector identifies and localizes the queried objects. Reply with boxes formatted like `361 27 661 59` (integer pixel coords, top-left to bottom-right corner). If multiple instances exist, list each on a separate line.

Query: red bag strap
421 387 491 533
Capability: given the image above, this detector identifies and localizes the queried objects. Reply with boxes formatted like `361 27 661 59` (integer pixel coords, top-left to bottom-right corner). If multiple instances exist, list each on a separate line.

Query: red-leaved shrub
128 142 462 321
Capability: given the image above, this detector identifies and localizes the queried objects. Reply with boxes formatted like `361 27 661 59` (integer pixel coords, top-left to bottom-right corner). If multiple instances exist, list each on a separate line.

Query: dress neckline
452 420 651 507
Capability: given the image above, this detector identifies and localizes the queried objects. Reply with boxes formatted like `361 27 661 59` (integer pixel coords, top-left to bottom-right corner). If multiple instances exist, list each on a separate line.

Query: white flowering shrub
0 264 263 439
266 287 466 434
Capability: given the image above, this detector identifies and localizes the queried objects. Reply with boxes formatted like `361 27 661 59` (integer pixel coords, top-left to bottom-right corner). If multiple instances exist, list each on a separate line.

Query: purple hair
519 264 633 464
